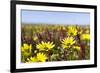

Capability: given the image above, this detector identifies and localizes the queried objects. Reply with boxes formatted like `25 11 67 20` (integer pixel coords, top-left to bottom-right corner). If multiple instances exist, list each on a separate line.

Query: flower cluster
21 24 90 63
27 53 47 62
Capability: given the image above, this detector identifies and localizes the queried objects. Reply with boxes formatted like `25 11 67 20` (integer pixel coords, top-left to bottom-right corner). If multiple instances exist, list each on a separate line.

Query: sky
21 10 90 25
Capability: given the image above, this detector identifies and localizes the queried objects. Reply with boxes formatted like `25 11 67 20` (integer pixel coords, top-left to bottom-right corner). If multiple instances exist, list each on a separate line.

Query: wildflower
61 26 66 30
27 57 37 63
57 26 66 31
73 46 81 51
36 53 47 62
76 26 83 35
85 29 90 34
85 26 90 32
21 43 32 53
33 36 38 41
36 41 55 51
80 33 90 41
34 50 38 53
61 37 75 49
21 43 32 58
67 26 77 36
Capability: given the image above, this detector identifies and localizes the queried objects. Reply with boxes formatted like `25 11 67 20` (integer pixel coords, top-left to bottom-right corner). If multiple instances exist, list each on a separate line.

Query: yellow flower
62 26 66 30
73 46 81 51
36 53 47 62
34 50 38 53
61 37 75 49
57 26 66 31
33 36 38 41
21 43 32 53
21 43 32 57
27 52 47 63
46 42 55 50
85 29 90 34
27 57 37 63
80 33 90 41
67 26 77 36
36 41 55 51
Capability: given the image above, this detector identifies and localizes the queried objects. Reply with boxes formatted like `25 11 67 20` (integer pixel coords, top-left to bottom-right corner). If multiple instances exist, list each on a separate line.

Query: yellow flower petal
33 36 38 41
67 26 77 36
80 34 90 41
37 53 47 62
73 46 81 51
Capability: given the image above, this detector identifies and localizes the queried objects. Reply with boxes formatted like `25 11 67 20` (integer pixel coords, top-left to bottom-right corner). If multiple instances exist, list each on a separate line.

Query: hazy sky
21 10 90 25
